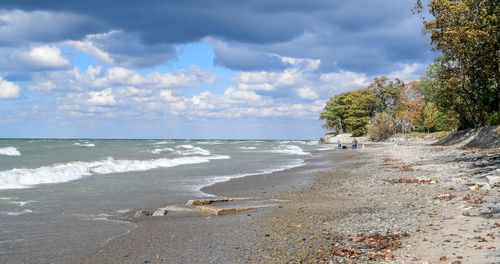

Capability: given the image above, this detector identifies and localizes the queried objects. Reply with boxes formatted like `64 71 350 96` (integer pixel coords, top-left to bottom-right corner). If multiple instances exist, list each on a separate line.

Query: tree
319 88 375 136
397 81 424 132
367 112 396 140
423 102 439 133
368 76 403 113
415 0 500 128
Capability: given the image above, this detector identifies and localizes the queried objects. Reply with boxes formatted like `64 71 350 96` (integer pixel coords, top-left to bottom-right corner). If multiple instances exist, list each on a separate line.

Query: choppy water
0 139 334 263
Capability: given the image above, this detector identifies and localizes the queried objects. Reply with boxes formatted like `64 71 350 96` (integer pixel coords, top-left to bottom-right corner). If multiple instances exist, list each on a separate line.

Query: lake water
0 139 335 263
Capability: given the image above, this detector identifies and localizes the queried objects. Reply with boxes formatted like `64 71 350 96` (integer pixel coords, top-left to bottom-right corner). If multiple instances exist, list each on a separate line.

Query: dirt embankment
436 126 500 149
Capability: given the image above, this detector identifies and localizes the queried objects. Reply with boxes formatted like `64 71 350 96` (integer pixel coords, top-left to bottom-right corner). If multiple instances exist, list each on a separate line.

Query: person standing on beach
337 139 342 149
352 138 358 149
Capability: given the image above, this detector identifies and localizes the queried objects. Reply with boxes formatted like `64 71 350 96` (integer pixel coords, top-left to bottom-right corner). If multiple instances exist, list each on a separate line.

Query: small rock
474 182 491 192
486 175 500 186
134 210 151 217
152 209 167 216
121 208 133 214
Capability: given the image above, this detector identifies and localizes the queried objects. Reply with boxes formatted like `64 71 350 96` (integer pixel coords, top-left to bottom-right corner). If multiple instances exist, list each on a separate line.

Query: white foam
175 145 211 156
193 159 306 194
317 145 336 150
239 146 257 150
74 142 95 147
152 141 173 145
0 147 21 156
265 145 310 155
150 147 174 154
177 144 194 149
197 141 222 145
7 209 33 216
0 155 230 190
10 200 37 206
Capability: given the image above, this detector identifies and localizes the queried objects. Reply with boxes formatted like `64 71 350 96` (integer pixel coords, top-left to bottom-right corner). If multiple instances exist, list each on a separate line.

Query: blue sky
0 0 433 139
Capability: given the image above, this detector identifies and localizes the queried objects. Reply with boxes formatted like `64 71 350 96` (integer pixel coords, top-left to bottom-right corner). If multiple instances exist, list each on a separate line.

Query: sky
0 0 434 139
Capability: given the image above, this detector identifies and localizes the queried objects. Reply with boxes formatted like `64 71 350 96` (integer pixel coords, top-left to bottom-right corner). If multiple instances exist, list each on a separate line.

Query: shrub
488 111 500 125
436 131 448 140
367 112 395 141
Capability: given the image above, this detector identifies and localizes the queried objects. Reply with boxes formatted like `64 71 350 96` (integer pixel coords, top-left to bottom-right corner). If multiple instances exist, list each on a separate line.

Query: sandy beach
83 140 500 263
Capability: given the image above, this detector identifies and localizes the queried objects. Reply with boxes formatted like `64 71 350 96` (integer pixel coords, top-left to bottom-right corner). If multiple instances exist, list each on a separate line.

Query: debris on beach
435 193 455 200
386 178 438 184
184 197 253 206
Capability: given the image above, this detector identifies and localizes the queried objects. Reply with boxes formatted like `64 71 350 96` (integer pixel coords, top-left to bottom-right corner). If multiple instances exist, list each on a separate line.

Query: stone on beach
194 204 272 216
486 175 500 186
134 210 152 217
152 209 167 216
472 182 491 192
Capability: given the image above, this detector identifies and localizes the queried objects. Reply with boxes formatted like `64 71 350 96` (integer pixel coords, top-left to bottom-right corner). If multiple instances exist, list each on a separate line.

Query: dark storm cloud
0 0 430 72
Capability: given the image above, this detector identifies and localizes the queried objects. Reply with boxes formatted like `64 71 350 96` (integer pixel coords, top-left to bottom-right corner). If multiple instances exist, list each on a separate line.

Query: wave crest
0 147 21 156
0 155 230 190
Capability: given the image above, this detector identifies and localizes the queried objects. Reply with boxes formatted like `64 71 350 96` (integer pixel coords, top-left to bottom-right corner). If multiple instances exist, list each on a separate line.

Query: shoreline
81 149 342 263
82 141 500 263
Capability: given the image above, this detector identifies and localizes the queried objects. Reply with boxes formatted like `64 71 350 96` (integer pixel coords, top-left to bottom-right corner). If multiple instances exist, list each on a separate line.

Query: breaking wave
265 145 310 155
0 147 21 156
74 142 95 147
239 146 257 150
175 145 211 156
150 147 174 154
193 158 306 193
0 155 230 190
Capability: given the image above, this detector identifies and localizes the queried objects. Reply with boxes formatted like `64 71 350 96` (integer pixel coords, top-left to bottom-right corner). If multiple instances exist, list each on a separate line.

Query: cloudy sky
0 0 433 139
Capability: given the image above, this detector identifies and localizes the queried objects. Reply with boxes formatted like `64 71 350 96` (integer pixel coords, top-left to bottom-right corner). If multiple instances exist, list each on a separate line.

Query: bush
488 111 500 125
367 112 395 141
436 131 448 140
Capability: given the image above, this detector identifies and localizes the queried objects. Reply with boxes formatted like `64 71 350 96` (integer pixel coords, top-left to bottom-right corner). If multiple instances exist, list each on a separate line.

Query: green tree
368 76 403 113
420 57 460 129
319 88 375 136
423 102 439 133
415 0 500 128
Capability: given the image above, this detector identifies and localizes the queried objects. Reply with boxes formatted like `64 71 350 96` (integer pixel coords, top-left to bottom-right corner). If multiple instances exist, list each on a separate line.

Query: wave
193 158 306 193
74 142 95 147
6 209 33 216
239 146 257 150
152 141 173 145
0 155 230 190
10 200 37 207
175 145 211 156
150 147 174 154
265 145 310 155
0 147 21 156
196 141 223 145
317 145 336 150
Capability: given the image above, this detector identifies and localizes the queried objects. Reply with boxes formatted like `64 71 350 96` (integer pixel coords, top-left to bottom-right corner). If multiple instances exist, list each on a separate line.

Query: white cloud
15 45 71 70
297 87 318 100
388 63 425 82
224 87 261 101
319 71 370 91
0 77 21 99
159 89 182 102
94 65 217 89
87 88 116 105
65 32 115 65
27 64 217 93
27 81 56 92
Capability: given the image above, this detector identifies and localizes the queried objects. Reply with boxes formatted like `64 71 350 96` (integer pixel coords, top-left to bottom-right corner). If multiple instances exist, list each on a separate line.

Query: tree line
320 0 499 139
